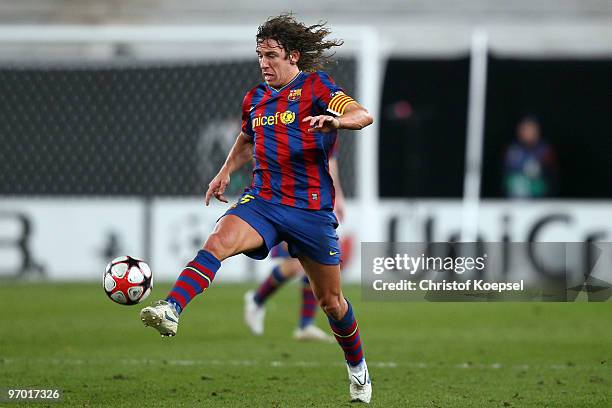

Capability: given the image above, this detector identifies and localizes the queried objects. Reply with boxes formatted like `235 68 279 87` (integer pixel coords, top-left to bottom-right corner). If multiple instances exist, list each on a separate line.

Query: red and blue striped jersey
241 70 355 211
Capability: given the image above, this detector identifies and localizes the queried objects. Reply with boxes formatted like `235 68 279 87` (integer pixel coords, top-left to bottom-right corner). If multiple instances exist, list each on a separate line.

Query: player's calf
326 299 364 365
325 299 371 403
140 249 221 338
165 249 221 314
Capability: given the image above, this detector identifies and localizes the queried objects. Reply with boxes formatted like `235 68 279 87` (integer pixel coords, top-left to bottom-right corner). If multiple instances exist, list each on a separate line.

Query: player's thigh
204 214 264 260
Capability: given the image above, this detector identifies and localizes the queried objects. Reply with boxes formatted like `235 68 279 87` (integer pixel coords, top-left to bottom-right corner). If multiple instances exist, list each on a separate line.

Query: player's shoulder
244 82 266 97
242 82 267 104
307 70 335 82
308 71 342 93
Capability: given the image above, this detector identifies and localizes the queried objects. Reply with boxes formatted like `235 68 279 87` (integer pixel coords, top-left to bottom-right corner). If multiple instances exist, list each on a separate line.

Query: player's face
256 39 299 88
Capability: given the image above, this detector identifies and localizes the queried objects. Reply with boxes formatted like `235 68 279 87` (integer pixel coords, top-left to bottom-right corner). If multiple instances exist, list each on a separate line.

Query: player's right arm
205 131 253 205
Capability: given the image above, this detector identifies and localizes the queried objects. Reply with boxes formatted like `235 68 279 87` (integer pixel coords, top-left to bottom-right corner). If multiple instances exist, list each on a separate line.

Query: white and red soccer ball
103 256 153 305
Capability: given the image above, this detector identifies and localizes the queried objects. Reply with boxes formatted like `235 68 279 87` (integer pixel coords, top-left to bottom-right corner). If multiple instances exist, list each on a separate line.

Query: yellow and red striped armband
327 92 356 116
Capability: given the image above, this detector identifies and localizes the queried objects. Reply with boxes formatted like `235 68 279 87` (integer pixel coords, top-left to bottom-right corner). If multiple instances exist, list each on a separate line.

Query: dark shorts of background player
221 194 341 265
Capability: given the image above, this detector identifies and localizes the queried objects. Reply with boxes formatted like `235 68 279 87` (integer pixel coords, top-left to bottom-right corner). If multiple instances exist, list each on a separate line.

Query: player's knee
319 294 345 321
203 232 234 261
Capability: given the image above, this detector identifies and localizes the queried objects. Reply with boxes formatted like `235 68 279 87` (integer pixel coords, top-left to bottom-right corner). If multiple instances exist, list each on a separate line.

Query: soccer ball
103 256 153 305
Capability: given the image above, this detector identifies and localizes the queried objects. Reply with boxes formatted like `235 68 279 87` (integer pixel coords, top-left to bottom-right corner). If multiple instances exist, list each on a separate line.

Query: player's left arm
205 132 253 205
303 101 373 133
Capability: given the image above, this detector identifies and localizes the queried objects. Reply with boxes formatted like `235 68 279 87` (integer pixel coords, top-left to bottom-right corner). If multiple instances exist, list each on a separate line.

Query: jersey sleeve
241 91 255 140
313 71 357 116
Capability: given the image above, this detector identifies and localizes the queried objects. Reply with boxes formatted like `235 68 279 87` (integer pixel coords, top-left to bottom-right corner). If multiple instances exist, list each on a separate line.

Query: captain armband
326 92 356 116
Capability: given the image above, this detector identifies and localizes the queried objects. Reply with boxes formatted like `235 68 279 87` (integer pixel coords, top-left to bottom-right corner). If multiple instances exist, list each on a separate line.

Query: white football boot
140 300 179 337
244 290 265 335
347 360 372 403
293 324 334 342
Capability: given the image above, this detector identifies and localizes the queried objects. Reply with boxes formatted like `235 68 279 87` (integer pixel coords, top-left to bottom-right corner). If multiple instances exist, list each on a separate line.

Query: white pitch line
0 358 596 371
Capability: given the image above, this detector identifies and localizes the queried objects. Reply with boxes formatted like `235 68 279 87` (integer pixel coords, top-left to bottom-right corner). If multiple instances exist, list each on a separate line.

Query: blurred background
1 0 611 284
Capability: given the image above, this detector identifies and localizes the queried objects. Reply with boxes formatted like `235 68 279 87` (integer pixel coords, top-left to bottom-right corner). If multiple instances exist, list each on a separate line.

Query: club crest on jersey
288 88 302 102
311 193 318 201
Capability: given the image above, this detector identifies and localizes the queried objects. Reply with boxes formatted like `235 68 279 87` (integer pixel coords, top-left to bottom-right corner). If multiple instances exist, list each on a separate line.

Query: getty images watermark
361 242 612 301
371 252 523 292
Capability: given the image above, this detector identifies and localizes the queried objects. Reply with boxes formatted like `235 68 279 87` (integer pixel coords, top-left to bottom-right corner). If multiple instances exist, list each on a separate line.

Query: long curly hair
256 13 343 72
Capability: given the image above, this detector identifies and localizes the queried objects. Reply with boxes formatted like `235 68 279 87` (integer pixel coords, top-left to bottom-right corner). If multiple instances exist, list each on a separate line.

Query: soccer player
140 14 373 403
244 156 345 341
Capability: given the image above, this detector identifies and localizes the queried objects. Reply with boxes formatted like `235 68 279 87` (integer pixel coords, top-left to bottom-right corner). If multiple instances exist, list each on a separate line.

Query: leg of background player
293 276 333 342
244 258 302 335
253 258 302 306
298 275 317 328
298 255 372 403
245 257 333 341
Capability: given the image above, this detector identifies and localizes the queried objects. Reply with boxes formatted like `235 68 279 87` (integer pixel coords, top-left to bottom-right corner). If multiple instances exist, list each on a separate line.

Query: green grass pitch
0 282 610 407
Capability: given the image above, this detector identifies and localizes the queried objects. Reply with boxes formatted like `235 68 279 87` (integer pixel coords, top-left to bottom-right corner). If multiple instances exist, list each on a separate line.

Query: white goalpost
461 28 488 243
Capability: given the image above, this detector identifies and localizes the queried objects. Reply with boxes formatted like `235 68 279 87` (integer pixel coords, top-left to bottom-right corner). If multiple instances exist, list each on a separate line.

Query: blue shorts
222 194 341 265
